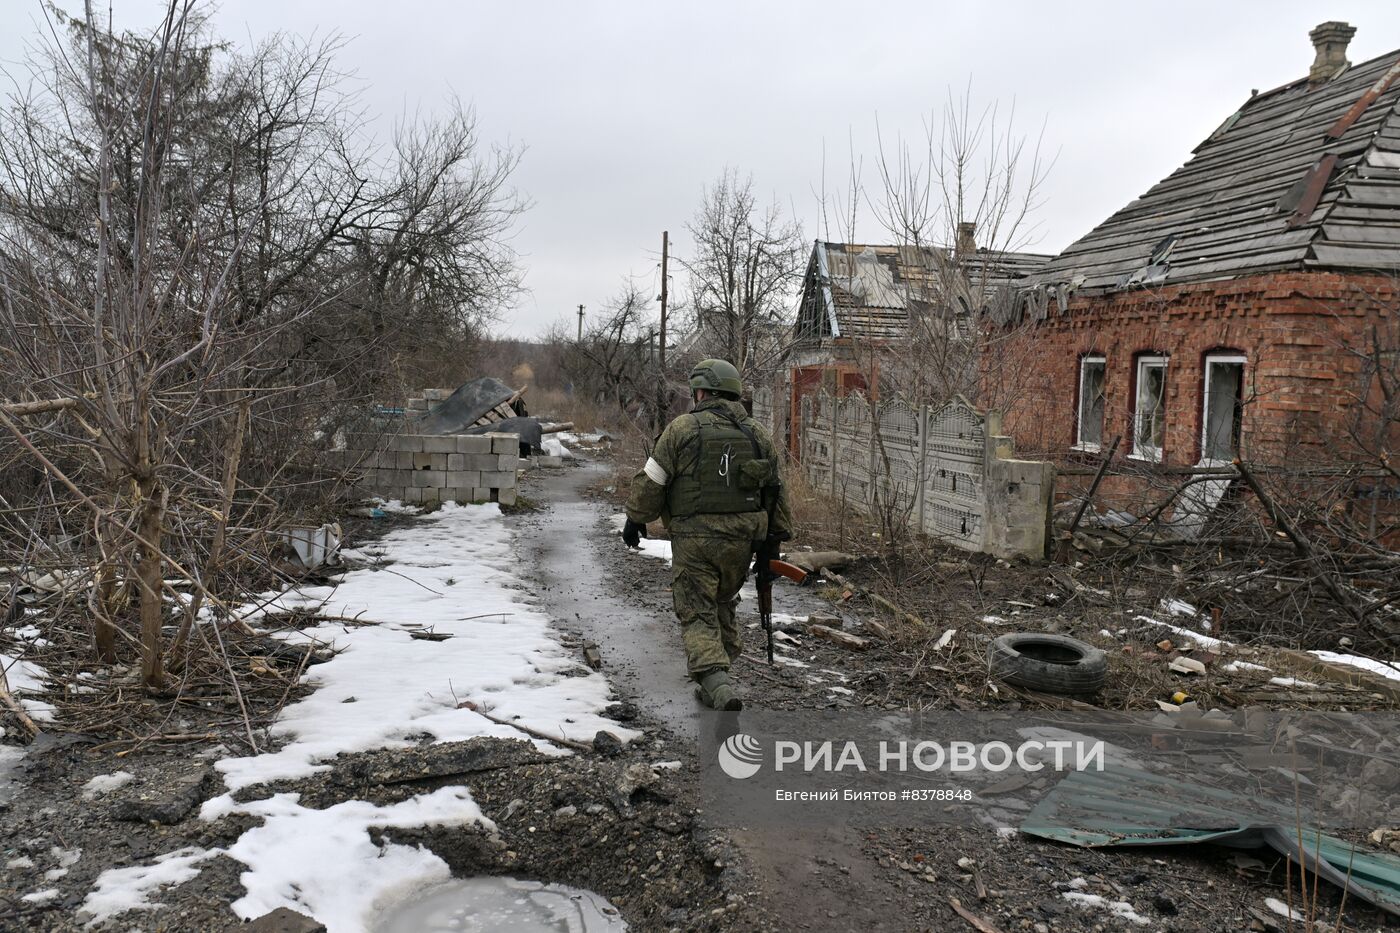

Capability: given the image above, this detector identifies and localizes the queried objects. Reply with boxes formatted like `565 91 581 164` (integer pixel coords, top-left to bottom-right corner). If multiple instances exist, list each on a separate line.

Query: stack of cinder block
340 430 520 506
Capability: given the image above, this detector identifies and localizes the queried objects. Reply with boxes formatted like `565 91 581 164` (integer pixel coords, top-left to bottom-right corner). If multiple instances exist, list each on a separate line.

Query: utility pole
658 231 669 370
656 231 670 434
577 304 585 341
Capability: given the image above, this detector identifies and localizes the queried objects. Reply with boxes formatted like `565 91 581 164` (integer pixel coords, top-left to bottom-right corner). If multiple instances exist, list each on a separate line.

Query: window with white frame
1132 355 1168 461
1202 353 1245 462
1075 355 1106 450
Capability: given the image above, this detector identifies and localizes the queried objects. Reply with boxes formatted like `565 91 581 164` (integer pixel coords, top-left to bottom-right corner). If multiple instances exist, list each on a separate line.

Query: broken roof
1034 44 1400 291
799 241 1052 342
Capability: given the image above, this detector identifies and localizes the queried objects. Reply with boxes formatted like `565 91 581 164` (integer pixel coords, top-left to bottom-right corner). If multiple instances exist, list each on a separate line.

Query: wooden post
577 304 585 341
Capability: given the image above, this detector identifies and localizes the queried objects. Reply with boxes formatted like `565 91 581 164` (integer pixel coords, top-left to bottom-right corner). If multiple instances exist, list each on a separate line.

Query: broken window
1075 355 1106 450
1133 355 1168 461
1202 353 1245 462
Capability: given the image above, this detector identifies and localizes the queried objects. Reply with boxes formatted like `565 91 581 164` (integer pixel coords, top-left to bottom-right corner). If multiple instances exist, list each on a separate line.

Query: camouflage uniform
626 397 792 681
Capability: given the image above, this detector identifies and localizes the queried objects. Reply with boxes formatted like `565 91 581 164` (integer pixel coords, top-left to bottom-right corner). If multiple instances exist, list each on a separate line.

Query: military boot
697 670 743 711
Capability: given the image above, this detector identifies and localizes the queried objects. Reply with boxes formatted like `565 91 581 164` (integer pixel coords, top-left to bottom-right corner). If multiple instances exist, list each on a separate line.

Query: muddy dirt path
512 461 909 931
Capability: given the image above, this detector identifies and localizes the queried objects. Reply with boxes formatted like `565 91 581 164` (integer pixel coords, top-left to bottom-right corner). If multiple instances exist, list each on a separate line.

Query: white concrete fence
798 392 1054 560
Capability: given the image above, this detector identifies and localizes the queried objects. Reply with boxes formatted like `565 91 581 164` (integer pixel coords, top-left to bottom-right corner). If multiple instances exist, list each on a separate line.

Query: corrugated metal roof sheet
1033 46 1400 291
1023 767 1400 916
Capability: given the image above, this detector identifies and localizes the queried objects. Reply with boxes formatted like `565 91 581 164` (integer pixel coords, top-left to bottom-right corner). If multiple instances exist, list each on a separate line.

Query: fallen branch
475 707 594 752
827 570 923 628
0 666 41 739
947 896 1004 933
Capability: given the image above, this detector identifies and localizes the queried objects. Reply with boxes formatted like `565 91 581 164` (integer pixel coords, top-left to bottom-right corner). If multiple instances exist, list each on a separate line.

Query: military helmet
689 359 743 398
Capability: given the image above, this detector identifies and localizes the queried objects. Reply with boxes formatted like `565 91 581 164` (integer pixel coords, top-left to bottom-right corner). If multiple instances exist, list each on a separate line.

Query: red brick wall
985 272 1400 470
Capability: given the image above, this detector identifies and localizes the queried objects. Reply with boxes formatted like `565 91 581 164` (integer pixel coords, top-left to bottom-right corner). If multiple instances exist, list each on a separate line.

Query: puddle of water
371 876 627 933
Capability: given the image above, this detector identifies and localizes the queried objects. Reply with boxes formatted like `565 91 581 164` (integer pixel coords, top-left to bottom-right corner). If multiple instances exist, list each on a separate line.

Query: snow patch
1061 891 1151 925
80 846 217 925
610 514 673 563
1222 660 1270 673
1264 896 1305 921
1309 650 1400 683
542 436 574 459
1133 615 1230 651
217 504 634 792
82 771 135 800
179 503 634 933
217 788 489 931
22 889 59 905
1268 676 1318 689
1 652 56 722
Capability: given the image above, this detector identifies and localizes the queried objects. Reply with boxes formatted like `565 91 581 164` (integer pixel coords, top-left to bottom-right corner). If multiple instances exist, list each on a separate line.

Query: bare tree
0 1 526 690
550 284 661 421
679 167 805 384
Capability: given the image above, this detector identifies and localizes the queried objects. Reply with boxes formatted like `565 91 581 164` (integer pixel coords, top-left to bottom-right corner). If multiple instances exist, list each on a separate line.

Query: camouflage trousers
670 534 756 679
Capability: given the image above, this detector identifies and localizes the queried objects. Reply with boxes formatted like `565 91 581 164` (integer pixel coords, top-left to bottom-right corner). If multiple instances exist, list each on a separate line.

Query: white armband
643 457 669 485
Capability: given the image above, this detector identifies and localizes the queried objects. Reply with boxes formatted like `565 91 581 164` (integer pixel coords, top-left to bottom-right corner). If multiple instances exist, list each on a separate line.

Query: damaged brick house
784 233 1050 450
990 22 1400 490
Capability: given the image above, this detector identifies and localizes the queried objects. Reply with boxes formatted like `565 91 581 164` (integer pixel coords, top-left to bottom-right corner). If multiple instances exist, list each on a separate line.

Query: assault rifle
754 545 808 665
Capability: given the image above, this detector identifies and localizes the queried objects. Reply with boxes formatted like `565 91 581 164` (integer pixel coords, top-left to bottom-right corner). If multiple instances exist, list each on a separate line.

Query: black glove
622 519 648 548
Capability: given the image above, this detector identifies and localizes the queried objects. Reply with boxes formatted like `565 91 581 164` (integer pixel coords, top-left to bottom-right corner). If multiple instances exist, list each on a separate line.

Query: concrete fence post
915 403 929 534
862 395 873 504
830 395 840 500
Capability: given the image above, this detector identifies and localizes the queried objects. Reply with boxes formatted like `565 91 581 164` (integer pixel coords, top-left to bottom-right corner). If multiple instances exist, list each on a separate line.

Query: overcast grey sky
5 1 1400 339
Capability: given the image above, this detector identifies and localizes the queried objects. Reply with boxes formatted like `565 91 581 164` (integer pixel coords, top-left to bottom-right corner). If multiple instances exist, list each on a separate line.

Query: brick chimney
955 221 977 256
1309 21 1356 85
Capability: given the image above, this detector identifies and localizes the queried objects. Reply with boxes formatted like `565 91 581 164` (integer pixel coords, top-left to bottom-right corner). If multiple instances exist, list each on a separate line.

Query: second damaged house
783 231 1050 450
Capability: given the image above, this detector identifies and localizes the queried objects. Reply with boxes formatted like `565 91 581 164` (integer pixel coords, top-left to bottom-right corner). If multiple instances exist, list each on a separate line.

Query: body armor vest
667 410 776 518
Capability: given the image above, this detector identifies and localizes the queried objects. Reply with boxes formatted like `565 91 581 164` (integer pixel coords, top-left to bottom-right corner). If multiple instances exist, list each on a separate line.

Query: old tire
988 633 1106 695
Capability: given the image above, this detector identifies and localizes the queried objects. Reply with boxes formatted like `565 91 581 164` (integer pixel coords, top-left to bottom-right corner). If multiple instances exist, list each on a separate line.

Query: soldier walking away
621 359 792 710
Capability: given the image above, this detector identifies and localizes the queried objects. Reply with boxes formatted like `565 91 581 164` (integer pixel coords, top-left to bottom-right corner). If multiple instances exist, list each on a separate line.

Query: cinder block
396 450 416 470
397 435 425 453
497 486 518 506
455 435 492 454
422 436 456 454
481 471 515 489
517 458 532 470
445 470 482 489
488 433 519 455
412 470 441 488
430 453 449 471
421 487 441 506
497 453 520 471
459 453 493 471
403 487 424 504
412 452 433 470
472 487 491 501
345 432 378 452
446 453 465 471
